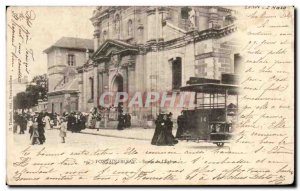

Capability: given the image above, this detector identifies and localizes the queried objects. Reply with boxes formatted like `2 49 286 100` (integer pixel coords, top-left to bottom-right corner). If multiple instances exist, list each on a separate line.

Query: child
59 117 67 143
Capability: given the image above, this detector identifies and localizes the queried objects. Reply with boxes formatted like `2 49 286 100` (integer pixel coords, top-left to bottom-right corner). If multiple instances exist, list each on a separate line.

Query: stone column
98 71 103 97
77 72 84 111
146 7 156 42
82 69 87 112
127 56 136 94
208 7 219 29
92 20 101 50
93 65 98 106
102 69 109 106
158 7 167 40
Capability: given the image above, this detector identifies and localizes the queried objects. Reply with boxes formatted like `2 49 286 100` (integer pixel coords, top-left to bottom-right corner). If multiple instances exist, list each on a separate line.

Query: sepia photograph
5 4 295 186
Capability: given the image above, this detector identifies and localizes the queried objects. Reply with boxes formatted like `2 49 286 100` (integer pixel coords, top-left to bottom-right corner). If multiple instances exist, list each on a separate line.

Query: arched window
137 26 144 43
128 19 133 37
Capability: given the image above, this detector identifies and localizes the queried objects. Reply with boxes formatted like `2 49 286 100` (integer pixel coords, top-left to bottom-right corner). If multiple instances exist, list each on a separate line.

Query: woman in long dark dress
117 112 125 130
155 113 178 146
37 113 46 144
165 113 178 144
176 111 185 138
151 114 164 145
155 114 172 146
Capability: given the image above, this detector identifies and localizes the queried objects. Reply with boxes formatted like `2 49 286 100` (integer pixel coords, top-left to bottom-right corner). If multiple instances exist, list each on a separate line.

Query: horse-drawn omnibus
178 74 239 147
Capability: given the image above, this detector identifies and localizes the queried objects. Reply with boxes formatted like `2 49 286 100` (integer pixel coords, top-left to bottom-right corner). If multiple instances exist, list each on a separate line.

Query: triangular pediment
92 39 138 61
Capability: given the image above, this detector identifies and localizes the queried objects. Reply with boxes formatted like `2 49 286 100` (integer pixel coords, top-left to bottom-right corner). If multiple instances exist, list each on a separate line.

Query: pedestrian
165 112 178 144
151 113 164 145
28 116 34 139
37 112 46 144
73 112 80 132
155 113 171 146
30 118 40 145
87 108 97 129
95 110 101 131
68 112 76 133
44 112 51 130
125 113 131 128
79 112 86 131
104 111 108 129
19 114 27 134
176 111 186 138
154 112 178 146
55 114 61 129
59 117 67 143
27 116 33 134
117 112 125 130
13 112 19 134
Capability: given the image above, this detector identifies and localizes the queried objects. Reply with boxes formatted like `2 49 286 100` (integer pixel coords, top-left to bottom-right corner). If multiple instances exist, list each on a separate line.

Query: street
12 127 228 150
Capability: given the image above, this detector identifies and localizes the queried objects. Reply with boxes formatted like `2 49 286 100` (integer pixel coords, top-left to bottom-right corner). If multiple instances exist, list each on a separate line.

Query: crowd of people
13 111 48 145
86 106 132 131
13 107 182 147
13 105 133 143
13 111 89 145
64 112 87 133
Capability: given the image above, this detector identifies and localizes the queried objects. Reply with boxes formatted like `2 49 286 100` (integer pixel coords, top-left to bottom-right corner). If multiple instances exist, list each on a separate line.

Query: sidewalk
80 127 154 141
80 127 178 141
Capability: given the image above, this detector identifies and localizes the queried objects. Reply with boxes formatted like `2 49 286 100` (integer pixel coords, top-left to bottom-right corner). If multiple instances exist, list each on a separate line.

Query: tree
13 92 29 110
13 74 48 110
31 74 48 100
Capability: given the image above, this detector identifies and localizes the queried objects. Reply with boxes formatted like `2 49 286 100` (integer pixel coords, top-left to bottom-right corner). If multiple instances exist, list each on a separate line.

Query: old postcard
6 6 294 185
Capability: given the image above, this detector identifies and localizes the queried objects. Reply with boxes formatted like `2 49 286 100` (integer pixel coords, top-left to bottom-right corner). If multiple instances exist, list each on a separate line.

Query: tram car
178 74 239 147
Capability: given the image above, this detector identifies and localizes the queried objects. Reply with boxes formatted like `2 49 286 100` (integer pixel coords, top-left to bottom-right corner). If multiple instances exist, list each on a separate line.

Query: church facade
45 6 241 121
77 6 240 120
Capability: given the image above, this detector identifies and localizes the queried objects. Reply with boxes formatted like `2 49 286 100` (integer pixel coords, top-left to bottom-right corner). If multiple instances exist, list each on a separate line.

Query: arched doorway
112 74 123 93
111 74 124 116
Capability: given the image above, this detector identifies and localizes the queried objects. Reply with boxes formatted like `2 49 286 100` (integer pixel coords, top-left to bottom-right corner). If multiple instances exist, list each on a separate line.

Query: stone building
44 37 94 114
77 6 240 120
44 6 240 121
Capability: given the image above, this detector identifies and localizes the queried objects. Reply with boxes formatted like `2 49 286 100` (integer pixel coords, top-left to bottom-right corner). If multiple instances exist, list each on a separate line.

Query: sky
8 6 95 81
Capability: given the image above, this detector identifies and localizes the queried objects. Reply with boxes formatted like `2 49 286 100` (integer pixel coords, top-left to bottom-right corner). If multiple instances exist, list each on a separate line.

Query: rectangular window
234 53 241 73
67 54 75 66
181 7 190 19
172 57 182 90
89 77 94 99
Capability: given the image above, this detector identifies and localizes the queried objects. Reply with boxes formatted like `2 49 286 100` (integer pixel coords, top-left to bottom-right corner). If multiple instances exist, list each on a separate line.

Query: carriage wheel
216 142 224 147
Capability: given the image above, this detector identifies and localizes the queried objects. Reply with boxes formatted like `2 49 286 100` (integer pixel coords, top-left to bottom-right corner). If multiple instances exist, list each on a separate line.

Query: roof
55 76 78 92
92 39 138 61
44 37 94 53
180 83 239 95
48 77 79 96
93 39 138 55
